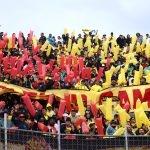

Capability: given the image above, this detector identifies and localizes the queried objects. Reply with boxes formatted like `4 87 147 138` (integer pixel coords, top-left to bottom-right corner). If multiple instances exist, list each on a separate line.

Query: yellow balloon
133 71 140 86
113 127 125 136
105 98 113 121
134 109 142 128
77 94 85 116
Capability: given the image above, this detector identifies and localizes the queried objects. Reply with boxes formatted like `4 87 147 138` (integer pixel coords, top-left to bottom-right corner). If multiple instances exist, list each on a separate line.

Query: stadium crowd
0 30 150 137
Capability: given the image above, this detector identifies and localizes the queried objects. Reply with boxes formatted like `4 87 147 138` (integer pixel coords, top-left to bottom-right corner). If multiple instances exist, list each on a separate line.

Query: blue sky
0 0 150 37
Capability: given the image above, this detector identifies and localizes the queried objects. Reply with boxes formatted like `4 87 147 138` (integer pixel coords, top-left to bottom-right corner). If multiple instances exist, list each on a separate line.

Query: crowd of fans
0 93 150 137
0 30 150 137
0 31 150 91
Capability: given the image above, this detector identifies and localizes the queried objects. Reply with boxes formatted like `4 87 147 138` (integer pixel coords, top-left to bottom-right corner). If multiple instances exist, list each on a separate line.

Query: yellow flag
46 44 52 56
133 71 140 85
32 35 37 48
134 109 142 128
8 37 12 49
113 127 125 136
105 98 113 121
41 40 49 51
77 94 85 116
68 38 72 52
78 38 83 49
64 28 68 35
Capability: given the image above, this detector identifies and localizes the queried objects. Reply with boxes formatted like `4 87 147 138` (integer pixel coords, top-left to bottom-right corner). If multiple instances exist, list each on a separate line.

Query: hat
46 103 52 108
89 122 95 126
19 114 25 117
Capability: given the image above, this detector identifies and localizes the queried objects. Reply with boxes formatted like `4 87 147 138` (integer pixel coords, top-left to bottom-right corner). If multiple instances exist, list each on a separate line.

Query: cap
19 114 25 117
46 103 52 108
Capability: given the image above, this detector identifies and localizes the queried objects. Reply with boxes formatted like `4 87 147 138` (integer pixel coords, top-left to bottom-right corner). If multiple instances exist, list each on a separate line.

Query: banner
0 82 150 109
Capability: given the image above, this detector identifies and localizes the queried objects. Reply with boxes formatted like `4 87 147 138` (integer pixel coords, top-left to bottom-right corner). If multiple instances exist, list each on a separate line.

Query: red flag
0 101 6 108
81 122 89 134
60 55 65 70
57 100 66 118
73 64 78 78
54 73 60 81
18 31 23 49
33 55 41 63
3 57 9 72
32 44 40 55
34 101 43 110
29 30 33 44
38 122 49 132
10 57 17 68
106 57 111 68
95 117 104 137
47 59 55 71
48 94 54 105
64 93 72 113
51 67 60 77
22 94 36 117
0 51 3 62
11 68 18 79
22 65 31 76
12 33 16 48
65 65 70 75
66 55 72 66
79 57 84 71
91 101 98 117
96 67 104 81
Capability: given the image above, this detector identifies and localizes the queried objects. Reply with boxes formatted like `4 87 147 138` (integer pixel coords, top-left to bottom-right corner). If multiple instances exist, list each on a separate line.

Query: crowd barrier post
125 125 128 150
57 120 61 150
4 113 7 150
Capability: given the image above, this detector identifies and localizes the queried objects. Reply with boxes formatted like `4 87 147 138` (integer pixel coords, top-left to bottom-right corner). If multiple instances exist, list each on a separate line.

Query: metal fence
1 114 150 150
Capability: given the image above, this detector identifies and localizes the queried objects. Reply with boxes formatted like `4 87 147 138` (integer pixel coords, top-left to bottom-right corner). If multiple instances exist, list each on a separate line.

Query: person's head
127 34 130 38
103 34 106 38
136 33 140 37
19 114 25 122
49 117 56 126
81 80 85 85
39 117 44 123
19 104 24 109
111 79 117 86
71 110 76 117
85 112 92 119
111 32 113 37
130 117 136 124
78 34 82 38
127 125 132 133
140 77 147 85
46 103 52 111
138 128 145 135
66 117 71 126
110 120 117 128
42 109 46 115
86 105 91 111
41 33 44 37
146 34 149 38
89 122 95 129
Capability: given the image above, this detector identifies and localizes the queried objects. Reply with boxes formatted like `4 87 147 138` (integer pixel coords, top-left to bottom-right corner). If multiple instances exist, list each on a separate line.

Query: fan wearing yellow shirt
91 81 102 92
46 103 55 118
74 80 90 91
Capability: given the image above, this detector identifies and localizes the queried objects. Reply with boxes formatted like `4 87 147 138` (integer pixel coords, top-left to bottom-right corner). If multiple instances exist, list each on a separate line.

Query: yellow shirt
75 82 89 90
91 85 102 92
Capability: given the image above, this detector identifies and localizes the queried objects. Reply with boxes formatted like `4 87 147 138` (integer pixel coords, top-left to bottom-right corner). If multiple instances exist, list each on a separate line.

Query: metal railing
1 114 150 150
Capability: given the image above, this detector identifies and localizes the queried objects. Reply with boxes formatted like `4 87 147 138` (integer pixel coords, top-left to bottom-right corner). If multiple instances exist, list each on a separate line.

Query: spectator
39 33 46 45
15 114 29 130
106 120 117 135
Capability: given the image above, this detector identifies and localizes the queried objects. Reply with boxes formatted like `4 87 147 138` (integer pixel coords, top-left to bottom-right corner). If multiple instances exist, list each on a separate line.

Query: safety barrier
1 113 150 150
